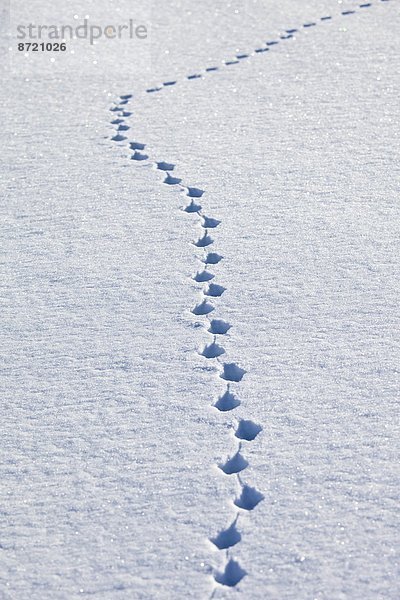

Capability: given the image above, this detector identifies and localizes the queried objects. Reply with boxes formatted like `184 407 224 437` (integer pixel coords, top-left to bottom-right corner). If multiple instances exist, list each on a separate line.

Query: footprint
187 74 202 80
204 283 226 297
111 118 124 125
220 363 246 382
201 216 221 229
110 106 122 112
234 485 264 510
359 3 371 6
119 99 129 105
208 319 231 335
121 111 132 117
130 141 146 150
280 34 293 39
164 174 182 185
225 59 239 65
163 80 177 86
193 270 214 283
266 40 279 46
235 420 262 441
200 341 225 359
111 134 127 142
214 388 240 412
320 16 332 20
342 10 355 14
236 53 249 59
120 94 132 100
203 252 223 265
286 28 298 33
303 22 316 27
186 187 204 198
219 450 248 475
214 559 246 587
206 66 219 72
118 124 130 131
192 300 214 316
193 232 213 247
147 87 162 93
184 200 202 213
156 161 175 171
255 47 269 53
131 151 148 161
210 519 241 550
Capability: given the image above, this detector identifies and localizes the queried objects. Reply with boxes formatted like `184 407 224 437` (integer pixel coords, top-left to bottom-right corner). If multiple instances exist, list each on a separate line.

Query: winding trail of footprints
106 1 392 590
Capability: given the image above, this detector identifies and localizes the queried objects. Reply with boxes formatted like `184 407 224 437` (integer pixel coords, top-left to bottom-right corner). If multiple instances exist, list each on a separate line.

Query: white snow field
1 0 399 598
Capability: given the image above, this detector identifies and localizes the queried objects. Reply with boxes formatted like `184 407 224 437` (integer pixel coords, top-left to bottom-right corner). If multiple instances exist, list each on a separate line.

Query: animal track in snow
214 388 240 412
192 300 214 316
235 420 262 441
204 283 226 297
220 363 246 382
234 484 264 511
193 232 214 248
186 187 205 198
111 133 127 142
201 216 221 229
219 449 248 475
200 341 225 359
107 1 387 589
208 319 231 335
210 518 241 549
130 141 146 150
164 174 182 185
131 151 149 161
214 559 246 587
156 161 175 171
203 252 223 265
193 270 215 283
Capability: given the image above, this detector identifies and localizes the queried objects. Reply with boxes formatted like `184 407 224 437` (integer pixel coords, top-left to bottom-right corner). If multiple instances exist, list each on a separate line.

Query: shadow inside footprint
203 252 223 264
205 283 225 297
183 200 202 213
214 389 240 412
111 134 127 142
210 520 241 550
130 141 146 150
220 363 246 382
193 270 214 282
208 319 231 334
118 124 129 131
200 341 225 359
186 187 204 198
131 151 148 161
194 233 213 247
235 420 262 441
111 118 124 125
202 216 221 229
157 161 175 171
234 485 264 510
219 450 248 475
192 300 214 316
214 559 246 587
164 174 182 185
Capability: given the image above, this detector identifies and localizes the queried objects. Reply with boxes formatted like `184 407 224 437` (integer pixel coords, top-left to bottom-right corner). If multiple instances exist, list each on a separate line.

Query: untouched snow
1 1 399 598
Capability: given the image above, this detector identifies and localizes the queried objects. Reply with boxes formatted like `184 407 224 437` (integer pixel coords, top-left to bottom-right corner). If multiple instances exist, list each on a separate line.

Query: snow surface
1 0 399 598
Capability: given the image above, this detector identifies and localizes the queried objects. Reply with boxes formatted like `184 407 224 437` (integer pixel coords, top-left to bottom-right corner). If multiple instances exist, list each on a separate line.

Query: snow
1 0 399 598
